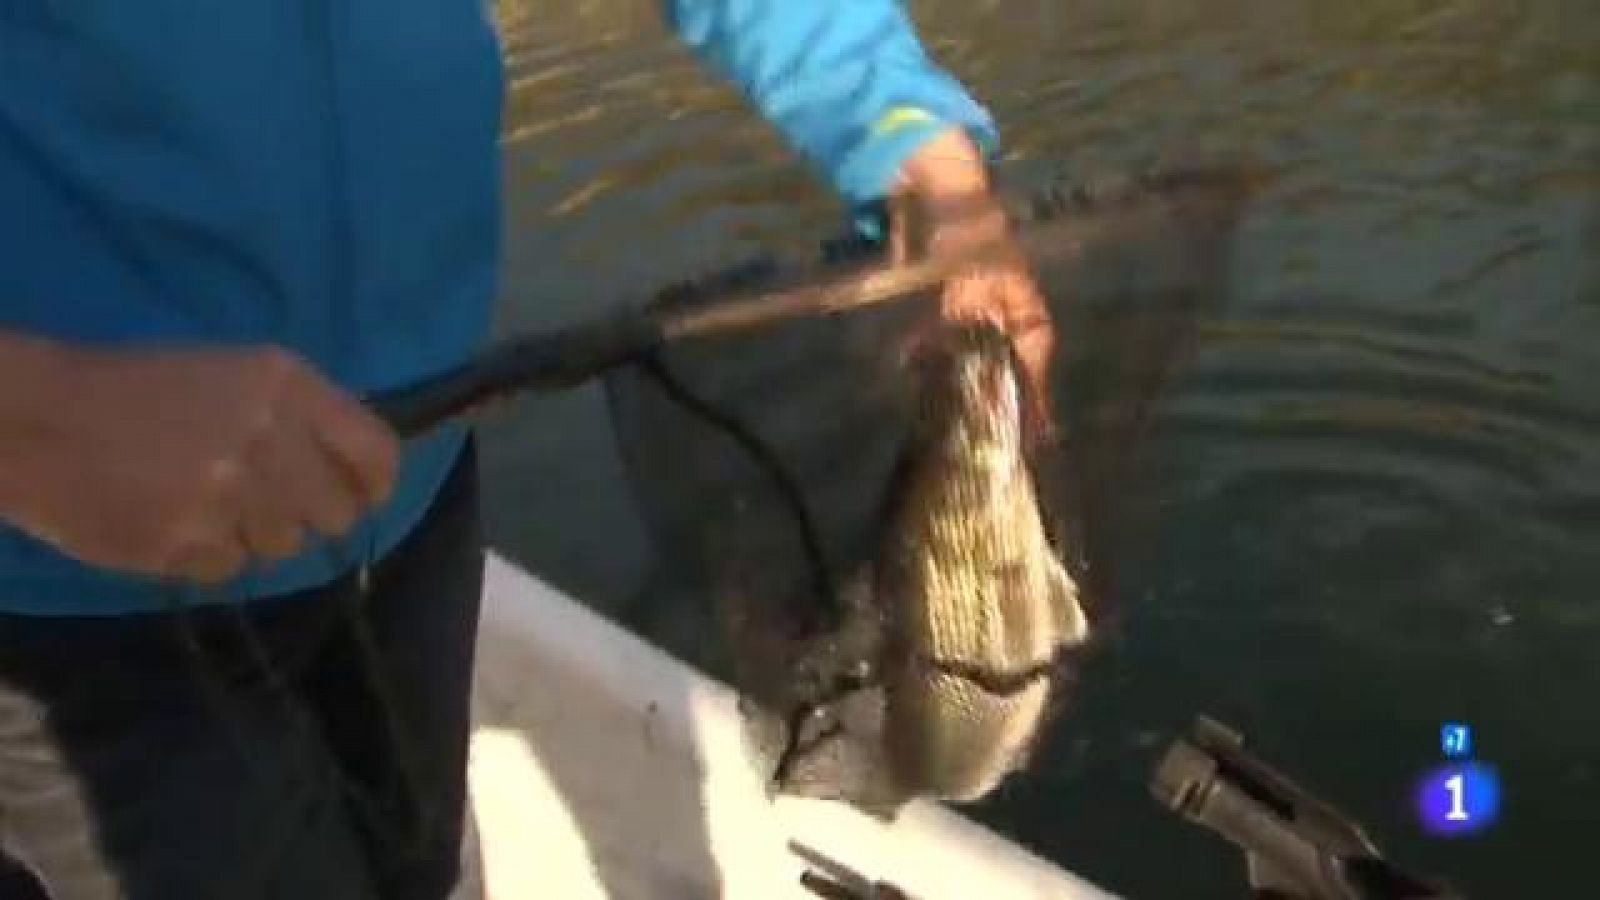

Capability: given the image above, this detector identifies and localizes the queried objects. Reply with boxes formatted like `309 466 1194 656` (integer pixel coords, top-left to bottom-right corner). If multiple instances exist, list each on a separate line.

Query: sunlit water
478 2 1599 896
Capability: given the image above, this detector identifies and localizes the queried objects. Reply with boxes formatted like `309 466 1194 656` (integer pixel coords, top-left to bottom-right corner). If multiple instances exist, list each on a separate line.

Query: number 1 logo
1418 764 1499 836
1443 773 1468 822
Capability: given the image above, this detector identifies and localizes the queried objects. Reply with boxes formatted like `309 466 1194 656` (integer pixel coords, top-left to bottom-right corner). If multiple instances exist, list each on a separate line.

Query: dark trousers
0 443 484 900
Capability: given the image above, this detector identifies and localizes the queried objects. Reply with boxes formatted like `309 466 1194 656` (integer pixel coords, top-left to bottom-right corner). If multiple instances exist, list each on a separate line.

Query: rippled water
477 2 1599 896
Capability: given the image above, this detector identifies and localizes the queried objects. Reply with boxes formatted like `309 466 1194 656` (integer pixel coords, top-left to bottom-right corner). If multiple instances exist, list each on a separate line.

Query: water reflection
478 1 1599 896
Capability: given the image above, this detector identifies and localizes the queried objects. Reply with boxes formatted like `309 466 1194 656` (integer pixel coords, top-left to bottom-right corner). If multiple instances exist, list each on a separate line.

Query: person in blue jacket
0 2 1054 897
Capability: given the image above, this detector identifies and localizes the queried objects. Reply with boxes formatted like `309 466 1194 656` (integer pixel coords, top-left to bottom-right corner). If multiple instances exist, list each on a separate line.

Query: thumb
1014 337 1059 451
886 189 941 266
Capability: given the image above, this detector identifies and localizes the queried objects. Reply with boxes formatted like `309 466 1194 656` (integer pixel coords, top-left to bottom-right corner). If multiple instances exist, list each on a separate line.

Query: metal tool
791 841 915 900
1151 716 1463 899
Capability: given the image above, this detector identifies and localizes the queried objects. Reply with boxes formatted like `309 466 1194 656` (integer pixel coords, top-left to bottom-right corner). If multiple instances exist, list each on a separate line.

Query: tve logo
1440 722 1471 759
1416 723 1500 837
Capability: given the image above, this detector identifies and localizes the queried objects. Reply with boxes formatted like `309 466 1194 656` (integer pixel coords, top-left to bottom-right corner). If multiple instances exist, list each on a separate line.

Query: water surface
479 2 1599 896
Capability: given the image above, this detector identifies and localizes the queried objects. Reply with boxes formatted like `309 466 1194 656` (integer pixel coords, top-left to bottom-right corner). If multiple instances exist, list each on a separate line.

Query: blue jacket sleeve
663 0 1000 226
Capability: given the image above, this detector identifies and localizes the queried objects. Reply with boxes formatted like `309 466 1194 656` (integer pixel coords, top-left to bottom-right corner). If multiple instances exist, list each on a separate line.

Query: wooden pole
368 167 1257 438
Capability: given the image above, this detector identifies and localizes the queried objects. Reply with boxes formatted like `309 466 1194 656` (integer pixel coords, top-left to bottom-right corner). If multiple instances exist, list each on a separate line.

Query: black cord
632 351 842 633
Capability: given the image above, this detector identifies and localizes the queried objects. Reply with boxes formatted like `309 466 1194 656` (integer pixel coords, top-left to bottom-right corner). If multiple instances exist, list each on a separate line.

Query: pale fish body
879 321 1090 803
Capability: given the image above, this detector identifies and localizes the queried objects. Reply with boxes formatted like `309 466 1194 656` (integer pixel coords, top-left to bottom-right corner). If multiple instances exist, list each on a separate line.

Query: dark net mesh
601 162 1260 811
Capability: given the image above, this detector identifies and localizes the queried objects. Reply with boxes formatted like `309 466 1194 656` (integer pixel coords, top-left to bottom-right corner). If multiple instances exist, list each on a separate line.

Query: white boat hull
458 551 1117 899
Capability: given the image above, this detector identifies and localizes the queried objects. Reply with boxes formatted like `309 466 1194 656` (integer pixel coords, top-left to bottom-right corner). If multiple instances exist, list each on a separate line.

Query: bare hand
888 128 1058 446
3 344 399 585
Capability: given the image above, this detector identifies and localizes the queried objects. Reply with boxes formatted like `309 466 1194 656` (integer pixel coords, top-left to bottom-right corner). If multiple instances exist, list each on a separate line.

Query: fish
872 318 1091 803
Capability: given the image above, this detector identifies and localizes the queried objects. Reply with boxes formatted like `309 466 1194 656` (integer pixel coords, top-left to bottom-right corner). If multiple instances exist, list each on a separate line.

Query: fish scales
879 321 1089 802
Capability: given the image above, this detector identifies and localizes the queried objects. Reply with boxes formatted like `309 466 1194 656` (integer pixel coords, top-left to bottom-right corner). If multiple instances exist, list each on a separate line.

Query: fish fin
1009 725 1046 773
1048 556 1091 647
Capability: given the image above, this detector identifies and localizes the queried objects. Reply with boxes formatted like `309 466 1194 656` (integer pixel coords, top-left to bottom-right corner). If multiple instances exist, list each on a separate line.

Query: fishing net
601 162 1259 809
